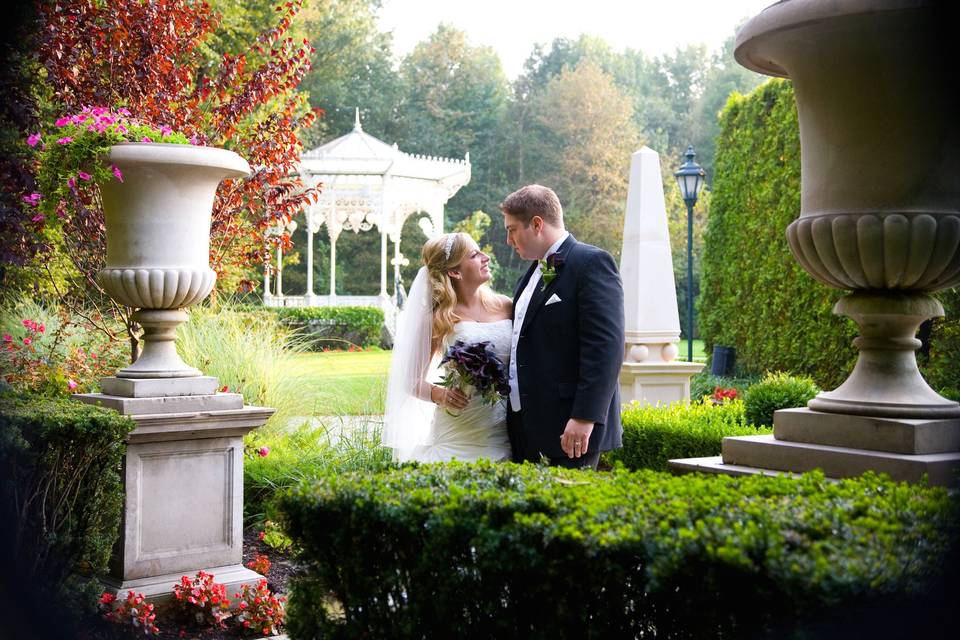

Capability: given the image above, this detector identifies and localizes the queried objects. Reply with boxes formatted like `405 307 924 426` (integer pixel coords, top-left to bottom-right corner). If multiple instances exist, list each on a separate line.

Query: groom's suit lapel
520 234 577 334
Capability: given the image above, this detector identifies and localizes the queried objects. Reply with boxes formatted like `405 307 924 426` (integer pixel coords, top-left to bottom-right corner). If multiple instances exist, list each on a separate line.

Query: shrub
604 399 768 471
700 79 959 392
743 371 820 427
689 371 758 403
266 306 385 349
0 393 134 632
175 305 310 432
278 462 959 639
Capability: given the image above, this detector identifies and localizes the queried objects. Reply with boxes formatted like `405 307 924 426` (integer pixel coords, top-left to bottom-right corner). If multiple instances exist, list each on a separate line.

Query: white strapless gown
410 319 513 462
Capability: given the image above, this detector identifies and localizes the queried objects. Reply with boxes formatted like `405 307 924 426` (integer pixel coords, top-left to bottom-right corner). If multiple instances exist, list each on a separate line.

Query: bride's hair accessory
443 233 456 261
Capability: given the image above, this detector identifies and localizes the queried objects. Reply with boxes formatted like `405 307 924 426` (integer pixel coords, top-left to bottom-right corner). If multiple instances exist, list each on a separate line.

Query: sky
378 0 777 79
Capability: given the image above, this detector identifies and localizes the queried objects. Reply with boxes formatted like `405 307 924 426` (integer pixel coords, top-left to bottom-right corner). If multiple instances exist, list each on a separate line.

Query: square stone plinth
720 434 960 487
74 392 244 415
774 408 960 454
72 393 275 602
620 361 705 406
100 376 220 397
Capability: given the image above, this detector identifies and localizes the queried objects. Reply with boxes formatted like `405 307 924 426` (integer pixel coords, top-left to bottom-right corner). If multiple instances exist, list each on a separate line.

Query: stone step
722 434 960 486
667 455 808 479
774 407 960 454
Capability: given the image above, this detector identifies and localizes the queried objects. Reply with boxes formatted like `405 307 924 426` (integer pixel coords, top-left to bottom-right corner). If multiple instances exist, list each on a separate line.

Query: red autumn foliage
31 0 318 292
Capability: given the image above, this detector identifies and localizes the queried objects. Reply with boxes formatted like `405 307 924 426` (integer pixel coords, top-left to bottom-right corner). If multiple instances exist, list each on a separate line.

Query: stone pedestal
620 361 704 407
74 388 274 602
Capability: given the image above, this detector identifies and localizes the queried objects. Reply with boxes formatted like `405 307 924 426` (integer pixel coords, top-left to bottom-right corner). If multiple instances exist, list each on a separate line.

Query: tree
16 0 317 355
296 0 402 146
526 60 640 258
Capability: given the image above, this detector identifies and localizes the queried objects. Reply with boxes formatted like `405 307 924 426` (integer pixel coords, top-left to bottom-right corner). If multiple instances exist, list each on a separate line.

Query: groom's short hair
500 184 563 228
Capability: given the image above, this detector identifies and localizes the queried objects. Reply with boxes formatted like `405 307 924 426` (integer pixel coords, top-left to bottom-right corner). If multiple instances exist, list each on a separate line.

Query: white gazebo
264 110 471 330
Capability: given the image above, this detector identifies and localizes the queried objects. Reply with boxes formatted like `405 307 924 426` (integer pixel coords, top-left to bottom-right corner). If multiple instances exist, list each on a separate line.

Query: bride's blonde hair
422 232 502 355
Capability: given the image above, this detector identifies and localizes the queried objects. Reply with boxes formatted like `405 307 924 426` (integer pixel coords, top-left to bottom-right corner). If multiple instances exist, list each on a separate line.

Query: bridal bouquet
437 340 511 407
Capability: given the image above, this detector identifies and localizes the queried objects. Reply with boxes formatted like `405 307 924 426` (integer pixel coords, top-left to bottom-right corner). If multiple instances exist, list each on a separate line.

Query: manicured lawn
292 339 707 416
288 350 390 416
677 339 707 363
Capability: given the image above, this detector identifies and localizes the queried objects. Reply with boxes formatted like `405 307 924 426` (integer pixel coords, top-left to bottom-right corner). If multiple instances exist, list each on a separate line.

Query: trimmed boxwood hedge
603 399 769 471
258 305 384 348
0 393 134 633
279 462 959 639
700 79 959 392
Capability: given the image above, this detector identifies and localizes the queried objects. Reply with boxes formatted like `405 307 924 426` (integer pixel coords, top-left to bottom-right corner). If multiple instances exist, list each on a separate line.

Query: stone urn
735 0 960 419
97 143 251 378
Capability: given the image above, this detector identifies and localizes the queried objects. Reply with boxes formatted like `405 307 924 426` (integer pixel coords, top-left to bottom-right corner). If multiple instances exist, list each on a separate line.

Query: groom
502 184 624 469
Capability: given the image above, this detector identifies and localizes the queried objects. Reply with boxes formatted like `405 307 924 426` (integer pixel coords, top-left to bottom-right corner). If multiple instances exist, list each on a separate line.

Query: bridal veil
383 266 437 461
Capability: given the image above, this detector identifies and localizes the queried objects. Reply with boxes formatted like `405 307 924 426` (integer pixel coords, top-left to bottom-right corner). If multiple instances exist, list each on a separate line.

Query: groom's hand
560 418 594 458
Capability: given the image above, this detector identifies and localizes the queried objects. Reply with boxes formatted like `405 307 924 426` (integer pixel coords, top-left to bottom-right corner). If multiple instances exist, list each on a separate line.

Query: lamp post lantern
674 146 706 363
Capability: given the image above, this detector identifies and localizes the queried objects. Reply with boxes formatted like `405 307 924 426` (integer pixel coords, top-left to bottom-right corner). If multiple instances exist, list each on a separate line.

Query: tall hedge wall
700 79 959 391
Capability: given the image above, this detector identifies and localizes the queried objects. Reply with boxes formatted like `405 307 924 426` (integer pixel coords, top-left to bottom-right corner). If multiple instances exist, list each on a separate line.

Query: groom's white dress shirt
509 231 569 410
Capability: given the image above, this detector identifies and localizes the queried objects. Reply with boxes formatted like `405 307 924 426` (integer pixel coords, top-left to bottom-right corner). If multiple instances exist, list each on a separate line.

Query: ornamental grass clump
175 304 310 432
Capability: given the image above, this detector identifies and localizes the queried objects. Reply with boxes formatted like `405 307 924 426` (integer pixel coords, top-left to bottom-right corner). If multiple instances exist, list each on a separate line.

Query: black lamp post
674 146 706 363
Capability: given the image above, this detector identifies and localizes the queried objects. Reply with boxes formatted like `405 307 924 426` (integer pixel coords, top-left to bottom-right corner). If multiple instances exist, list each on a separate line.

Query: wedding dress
383 267 512 463
407 319 512 462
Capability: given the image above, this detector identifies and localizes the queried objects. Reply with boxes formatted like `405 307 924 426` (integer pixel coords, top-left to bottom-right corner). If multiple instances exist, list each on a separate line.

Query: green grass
677 339 706 362
288 350 390 415
291 340 706 415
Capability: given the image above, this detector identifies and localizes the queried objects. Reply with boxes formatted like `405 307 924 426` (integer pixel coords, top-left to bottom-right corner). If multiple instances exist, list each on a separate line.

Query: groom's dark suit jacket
508 234 625 460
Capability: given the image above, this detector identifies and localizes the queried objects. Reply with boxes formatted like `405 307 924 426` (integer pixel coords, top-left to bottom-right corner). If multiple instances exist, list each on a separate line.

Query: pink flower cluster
100 590 159 636
234 579 286 636
172 570 232 628
54 105 132 135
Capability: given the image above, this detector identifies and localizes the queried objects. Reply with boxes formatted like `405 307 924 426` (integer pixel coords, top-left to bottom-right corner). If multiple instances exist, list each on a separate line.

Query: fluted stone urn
97 143 250 378
736 0 960 420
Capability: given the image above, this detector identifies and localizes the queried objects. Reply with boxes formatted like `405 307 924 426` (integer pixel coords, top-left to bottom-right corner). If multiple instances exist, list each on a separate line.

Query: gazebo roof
300 110 470 182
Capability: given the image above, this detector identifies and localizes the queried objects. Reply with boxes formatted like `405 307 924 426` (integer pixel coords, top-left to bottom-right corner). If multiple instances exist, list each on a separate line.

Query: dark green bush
255 305 385 348
603 399 768 471
699 79 959 391
279 462 959 639
743 371 820 427
689 371 759 402
0 393 134 631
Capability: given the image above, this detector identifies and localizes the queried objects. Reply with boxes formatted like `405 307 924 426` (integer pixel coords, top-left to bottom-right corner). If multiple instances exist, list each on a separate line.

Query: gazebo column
263 266 271 304
328 224 342 299
392 235 402 299
380 227 388 297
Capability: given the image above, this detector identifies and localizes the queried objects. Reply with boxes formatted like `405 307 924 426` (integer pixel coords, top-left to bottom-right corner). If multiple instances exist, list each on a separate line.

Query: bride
383 232 513 462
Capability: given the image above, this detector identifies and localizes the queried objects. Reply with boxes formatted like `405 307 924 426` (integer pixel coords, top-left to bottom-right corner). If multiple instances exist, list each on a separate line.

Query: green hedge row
0 394 134 632
279 462 959 638
603 399 769 471
241 305 385 348
700 79 959 392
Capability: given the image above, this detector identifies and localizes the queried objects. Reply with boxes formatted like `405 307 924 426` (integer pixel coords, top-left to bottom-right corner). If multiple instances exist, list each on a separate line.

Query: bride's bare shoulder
497 295 513 314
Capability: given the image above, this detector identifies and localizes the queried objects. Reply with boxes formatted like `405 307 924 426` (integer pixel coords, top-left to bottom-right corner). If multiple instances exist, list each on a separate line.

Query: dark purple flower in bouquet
439 340 510 407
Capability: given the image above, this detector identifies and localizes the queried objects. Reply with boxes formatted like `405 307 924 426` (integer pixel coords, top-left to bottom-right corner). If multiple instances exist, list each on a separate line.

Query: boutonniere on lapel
538 253 565 291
